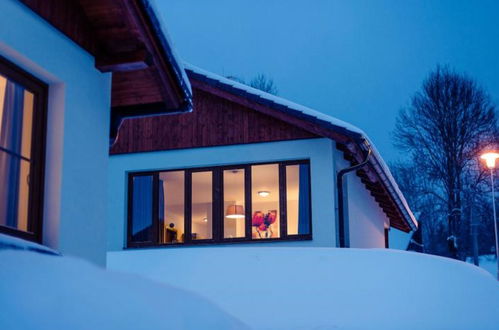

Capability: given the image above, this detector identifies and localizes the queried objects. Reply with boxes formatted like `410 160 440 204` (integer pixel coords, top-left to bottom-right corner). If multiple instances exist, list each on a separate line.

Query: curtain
0 81 25 228
131 175 153 242
297 164 311 235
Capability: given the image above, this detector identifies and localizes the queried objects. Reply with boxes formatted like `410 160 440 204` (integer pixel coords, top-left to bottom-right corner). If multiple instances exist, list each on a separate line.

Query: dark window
0 56 47 242
130 175 155 243
127 160 312 248
384 228 390 248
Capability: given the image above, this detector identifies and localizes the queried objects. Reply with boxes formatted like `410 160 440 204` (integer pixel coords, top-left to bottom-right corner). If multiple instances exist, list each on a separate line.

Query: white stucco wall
333 147 389 248
0 0 111 265
108 138 337 251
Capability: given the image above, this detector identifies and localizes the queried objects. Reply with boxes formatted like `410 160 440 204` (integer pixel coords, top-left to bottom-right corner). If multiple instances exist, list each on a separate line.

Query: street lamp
480 152 499 280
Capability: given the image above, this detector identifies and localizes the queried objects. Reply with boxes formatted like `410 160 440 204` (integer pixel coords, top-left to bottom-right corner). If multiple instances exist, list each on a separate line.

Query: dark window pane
159 171 185 244
286 164 310 235
191 171 212 240
223 168 245 239
131 175 154 242
0 151 31 232
252 164 280 239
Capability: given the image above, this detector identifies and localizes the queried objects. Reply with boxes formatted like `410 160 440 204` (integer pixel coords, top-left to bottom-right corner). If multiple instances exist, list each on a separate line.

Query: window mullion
0 146 31 162
245 165 252 240
279 163 288 238
213 168 222 242
126 174 134 246
152 173 160 244
184 170 192 243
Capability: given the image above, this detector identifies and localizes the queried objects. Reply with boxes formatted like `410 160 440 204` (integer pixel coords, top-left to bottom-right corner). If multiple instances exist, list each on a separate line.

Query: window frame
126 160 312 248
0 55 48 243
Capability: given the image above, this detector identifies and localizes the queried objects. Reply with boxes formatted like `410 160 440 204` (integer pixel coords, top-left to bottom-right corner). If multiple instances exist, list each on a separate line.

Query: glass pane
223 168 245 239
159 171 185 244
251 164 280 239
0 75 34 159
131 175 154 242
0 151 31 232
21 91 34 158
286 164 311 235
191 171 212 240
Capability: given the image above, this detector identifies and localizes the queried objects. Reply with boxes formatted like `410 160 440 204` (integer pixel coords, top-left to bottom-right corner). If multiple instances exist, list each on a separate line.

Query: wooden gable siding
110 86 319 154
20 0 189 111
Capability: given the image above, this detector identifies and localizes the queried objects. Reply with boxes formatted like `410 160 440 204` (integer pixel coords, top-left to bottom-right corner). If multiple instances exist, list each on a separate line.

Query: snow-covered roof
143 0 192 102
184 62 417 231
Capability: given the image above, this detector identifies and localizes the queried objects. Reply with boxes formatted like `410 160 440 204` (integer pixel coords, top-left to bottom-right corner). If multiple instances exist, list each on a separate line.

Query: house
1 0 416 267
0 0 191 266
107 64 417 252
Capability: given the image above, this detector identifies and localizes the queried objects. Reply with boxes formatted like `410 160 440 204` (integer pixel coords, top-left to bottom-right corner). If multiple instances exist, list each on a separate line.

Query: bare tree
225 73 278 95
249 74 278 95
393 65 498 258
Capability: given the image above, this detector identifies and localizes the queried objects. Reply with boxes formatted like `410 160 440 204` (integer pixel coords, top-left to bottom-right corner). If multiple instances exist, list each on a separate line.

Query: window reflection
131 175 153 242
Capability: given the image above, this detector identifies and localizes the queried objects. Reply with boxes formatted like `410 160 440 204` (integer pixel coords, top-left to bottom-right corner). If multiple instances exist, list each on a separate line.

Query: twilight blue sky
157 0 499 162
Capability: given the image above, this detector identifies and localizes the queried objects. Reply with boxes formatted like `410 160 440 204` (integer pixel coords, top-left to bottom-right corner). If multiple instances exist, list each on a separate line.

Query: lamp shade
226 204 245 219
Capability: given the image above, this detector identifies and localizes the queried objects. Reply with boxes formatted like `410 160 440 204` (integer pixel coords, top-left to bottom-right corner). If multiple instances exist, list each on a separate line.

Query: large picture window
0 56 47 242
127 160 312 247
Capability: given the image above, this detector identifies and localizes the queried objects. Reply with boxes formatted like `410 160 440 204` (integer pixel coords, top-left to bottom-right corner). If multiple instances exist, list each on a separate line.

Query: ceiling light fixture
258 191 270 197
226 205 245 219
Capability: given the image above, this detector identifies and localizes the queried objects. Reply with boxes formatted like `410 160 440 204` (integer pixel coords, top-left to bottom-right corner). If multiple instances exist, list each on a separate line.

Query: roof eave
139 0 192 104
185 64 417 232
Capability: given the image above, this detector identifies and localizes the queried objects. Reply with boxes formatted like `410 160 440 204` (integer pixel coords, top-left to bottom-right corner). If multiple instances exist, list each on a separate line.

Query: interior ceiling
158 165 300 205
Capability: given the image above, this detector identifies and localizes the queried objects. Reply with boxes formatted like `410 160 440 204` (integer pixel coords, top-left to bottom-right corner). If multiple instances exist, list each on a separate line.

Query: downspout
336 140 372 247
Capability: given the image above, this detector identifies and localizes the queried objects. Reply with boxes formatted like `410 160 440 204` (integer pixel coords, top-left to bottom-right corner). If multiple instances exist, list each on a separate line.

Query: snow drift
109 247 499 330
0 238 248 330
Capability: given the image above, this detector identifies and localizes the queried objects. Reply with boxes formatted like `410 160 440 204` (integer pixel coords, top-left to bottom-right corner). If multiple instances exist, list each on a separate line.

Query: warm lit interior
224 169 245 238
191 171 213 240
159 171 185 243
129 162 311 245
0 74 34 233
252 164 280 239
286 165 300 235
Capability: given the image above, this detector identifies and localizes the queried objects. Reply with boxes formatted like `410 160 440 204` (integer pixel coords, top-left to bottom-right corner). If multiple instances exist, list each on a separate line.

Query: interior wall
108 138 337 252
0 0 111 266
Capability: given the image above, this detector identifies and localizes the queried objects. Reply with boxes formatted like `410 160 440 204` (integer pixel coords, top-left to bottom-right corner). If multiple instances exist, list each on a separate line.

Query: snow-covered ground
0 235 248 330
109 247 499 330
467 254 497 277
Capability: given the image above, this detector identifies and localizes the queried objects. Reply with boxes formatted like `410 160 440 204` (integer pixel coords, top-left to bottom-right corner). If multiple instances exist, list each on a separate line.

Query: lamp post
480 152 499 280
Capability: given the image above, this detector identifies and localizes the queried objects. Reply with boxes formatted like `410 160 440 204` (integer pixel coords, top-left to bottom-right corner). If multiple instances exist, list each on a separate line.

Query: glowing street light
480 152 499 169
480 151 499 280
